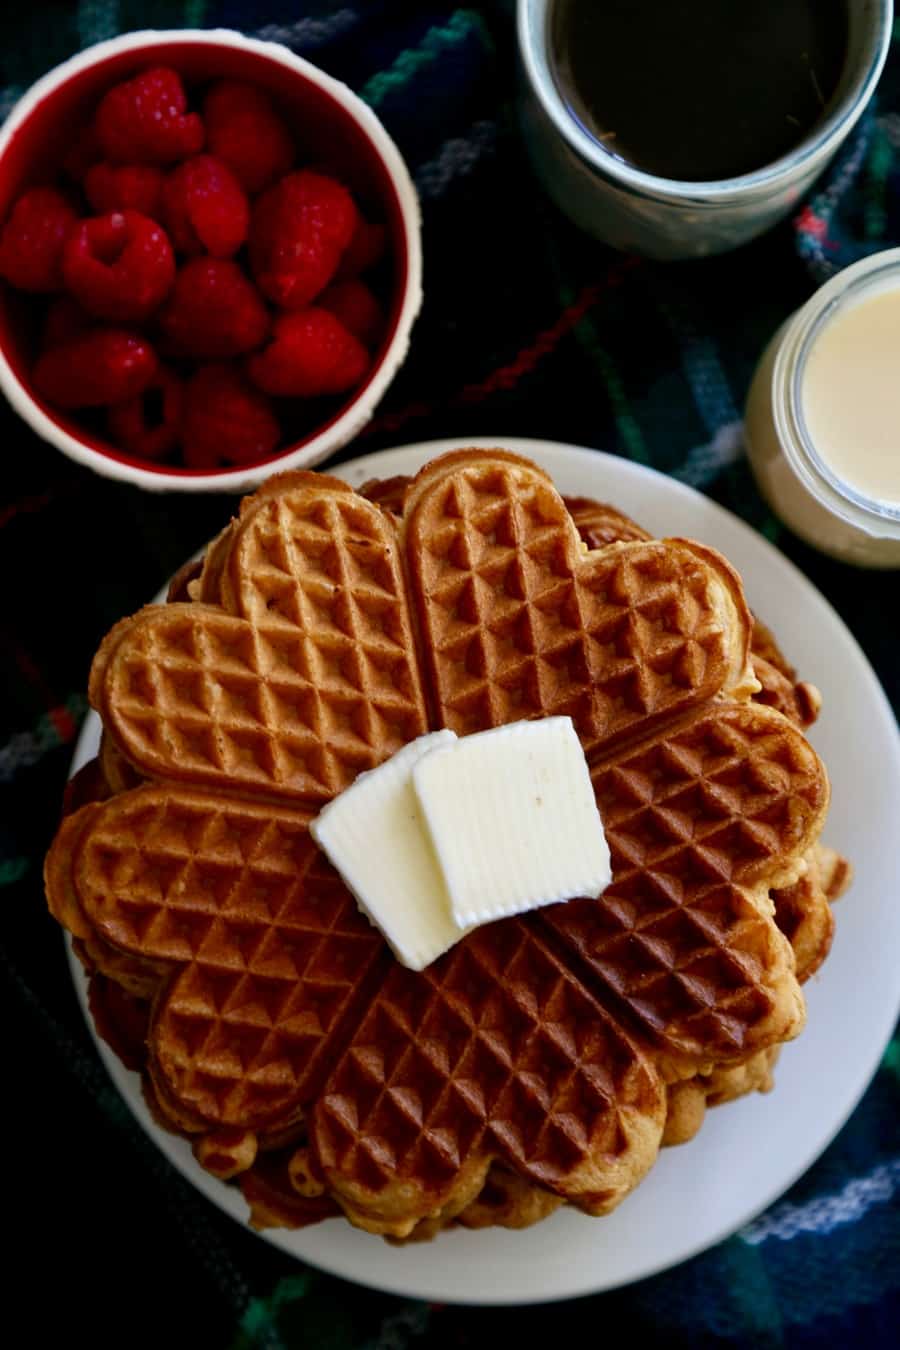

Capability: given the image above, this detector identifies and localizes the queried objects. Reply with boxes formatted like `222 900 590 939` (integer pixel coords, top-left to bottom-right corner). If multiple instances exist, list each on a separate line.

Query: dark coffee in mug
550 0 849 182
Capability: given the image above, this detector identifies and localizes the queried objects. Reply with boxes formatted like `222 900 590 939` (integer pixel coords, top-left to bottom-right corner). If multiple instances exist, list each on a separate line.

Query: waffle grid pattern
407 464 733 753
52 455 829 1233
102 486 428 803
77 788 385 1126
315 919 658 1205
544 705 823 1059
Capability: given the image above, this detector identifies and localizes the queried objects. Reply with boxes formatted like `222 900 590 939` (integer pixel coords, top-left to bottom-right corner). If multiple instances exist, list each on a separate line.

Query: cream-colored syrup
801 285 900 505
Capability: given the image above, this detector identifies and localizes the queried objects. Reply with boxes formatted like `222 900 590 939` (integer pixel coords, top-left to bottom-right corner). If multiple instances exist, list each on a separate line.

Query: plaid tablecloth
2 4 898 1346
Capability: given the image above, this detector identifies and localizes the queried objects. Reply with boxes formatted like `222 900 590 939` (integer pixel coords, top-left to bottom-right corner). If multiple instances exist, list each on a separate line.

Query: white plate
68 437 900 1305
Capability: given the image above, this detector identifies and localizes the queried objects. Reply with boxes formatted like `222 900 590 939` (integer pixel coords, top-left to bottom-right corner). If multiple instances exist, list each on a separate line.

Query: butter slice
412 718 611 927
310 730 459 971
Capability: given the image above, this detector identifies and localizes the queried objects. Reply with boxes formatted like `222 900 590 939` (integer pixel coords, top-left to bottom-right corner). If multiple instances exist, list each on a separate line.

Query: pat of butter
310 730 459 972
412 718 611 927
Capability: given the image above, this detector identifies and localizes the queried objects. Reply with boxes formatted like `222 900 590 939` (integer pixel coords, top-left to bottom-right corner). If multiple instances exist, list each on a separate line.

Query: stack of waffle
44 449 848 1241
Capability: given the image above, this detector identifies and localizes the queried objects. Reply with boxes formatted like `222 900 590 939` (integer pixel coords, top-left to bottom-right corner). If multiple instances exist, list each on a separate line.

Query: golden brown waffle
457 1163 564 1231
241 1143 563 1240
751 648 821 730
366 480 824 732
550 491 837 1021
402 451 758 748
88 475 430 803
358 478 653 550
241 1151 341 1231
417 836 846 1223
311 917 665 1233
338 474 842 1233
562 497 652 549
545 702 822 1072
563 491 839 1131
46 449 831 1240
773 845 837 985
435 1039 781 1227
99 730 145 794
553 497 824 730
662 1047 782 1146
52 784 386 1135
397 1164 565 1241
657 840 844 1154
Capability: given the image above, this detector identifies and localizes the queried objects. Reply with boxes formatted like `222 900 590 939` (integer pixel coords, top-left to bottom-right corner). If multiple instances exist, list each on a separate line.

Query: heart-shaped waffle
318 482 839 1237
46 449 829 1238
89 475 429 803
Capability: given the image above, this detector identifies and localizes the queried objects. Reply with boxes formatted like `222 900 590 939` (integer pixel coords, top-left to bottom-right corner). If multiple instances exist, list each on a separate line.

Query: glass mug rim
517 0 894 205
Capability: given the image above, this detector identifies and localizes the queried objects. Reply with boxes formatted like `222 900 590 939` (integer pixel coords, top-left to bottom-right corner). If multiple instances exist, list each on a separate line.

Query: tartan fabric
1 4 898 1347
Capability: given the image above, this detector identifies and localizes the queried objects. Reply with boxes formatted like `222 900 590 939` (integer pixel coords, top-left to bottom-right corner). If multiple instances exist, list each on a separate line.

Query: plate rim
65 435 900 1305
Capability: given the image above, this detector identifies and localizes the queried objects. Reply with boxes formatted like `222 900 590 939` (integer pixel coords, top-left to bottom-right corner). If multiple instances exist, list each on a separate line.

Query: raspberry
42 296 94 348
337 219 388 279
0 188 78 293
249 170 358 309
108 364 183 461
320 279 383 348
33 328 158 408
203 81 295 194
85 163 165 217
63 124 103 182
62 211 175 322
158 258 269 359
182 363 280 468
95 67 204 165
246 308 369 398
161 155 249 258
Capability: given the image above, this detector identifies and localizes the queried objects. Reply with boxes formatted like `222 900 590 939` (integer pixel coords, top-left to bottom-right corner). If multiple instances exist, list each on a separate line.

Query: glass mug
516 0 893 260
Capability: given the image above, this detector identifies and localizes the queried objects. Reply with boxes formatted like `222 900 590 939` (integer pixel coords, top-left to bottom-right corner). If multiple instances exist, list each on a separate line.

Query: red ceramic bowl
0 29 423 492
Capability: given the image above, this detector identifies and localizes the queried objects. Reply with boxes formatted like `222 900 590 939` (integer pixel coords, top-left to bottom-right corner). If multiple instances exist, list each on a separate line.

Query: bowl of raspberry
0 29 422 491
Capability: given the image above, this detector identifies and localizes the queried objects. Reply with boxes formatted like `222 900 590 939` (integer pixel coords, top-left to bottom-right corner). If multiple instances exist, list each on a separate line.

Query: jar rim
775 248 900 540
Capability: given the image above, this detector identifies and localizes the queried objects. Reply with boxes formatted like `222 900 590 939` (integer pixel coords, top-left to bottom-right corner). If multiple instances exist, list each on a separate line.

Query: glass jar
745 248 900 567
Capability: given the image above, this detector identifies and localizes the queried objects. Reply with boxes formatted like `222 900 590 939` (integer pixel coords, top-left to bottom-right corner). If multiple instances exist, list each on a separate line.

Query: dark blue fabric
1 5 897 1347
